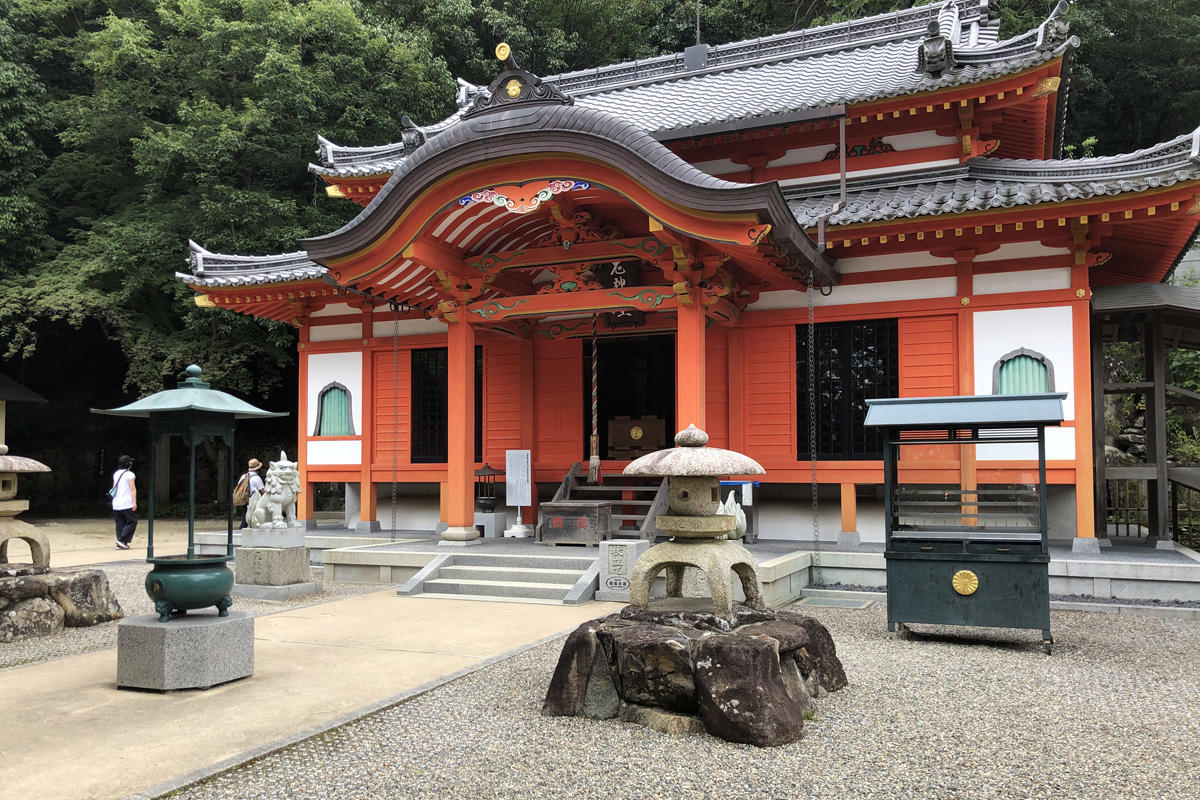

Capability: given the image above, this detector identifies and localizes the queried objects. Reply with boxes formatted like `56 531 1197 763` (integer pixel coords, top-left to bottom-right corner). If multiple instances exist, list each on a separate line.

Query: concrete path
1 558 623 800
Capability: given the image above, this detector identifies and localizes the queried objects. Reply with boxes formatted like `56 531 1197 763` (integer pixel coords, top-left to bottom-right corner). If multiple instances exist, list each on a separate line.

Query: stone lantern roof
623 425 765 478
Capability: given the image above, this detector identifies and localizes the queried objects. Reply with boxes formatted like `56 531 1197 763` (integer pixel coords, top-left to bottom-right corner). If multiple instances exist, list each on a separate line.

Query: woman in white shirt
111 454 138 550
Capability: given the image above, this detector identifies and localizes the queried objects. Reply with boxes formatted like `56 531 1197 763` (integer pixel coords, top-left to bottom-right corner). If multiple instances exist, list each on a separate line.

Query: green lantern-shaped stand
94 365 286 622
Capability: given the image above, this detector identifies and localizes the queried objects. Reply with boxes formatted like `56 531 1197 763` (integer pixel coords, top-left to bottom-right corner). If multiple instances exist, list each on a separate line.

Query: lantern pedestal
474 511 508 539
117 610 254 691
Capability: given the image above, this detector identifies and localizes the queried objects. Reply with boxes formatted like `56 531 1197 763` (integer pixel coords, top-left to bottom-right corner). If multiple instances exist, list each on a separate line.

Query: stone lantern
623 424 766 618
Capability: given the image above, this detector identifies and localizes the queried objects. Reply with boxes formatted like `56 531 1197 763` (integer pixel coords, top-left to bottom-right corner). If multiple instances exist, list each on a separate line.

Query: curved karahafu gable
302 99 835 285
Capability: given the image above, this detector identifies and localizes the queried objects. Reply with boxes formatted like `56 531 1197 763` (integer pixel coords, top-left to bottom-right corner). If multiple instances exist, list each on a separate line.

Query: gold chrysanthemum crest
952 570 979 596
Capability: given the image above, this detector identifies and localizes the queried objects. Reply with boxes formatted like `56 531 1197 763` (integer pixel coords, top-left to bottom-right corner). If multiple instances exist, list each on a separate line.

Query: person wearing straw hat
234 458 265 529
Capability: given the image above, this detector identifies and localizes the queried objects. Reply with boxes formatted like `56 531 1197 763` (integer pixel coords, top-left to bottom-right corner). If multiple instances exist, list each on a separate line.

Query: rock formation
543 605 847 747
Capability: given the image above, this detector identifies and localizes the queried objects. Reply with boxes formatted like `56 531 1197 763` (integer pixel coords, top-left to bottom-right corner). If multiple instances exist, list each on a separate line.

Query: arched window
314 383 355 436
993 348 1054 395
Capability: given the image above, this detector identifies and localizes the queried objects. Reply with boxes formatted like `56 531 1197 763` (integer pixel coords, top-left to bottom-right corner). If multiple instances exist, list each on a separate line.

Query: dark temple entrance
583 333 675 459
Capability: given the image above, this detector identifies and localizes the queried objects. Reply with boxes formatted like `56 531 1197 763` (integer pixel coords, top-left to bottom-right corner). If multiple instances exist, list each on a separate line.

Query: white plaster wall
974 268 1071 295
746 277 957 311
371 318 448 338
307 439 362 465
307 351 363 437
779 158 960 187
835 251 956 274
973 242 1071 262
309 323 361 342
311 302 355 317
973 306 1076 462
883 131 959 151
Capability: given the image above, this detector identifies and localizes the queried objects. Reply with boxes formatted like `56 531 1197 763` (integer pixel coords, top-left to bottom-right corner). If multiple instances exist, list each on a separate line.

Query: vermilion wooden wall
533 338 583 471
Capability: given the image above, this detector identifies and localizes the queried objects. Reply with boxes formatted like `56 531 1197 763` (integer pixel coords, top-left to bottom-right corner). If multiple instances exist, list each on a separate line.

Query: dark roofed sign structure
176 0 1200 552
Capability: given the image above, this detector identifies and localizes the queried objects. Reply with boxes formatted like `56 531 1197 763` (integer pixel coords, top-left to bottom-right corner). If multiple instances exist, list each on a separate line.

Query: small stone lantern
474 464 501 512
623 424 766 618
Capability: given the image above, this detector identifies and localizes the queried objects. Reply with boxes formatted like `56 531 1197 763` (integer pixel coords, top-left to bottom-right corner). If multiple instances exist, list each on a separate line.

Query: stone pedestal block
240 526 306 549
235 547 309 586
474 511 507 539
597 539 650 602
117 611 254 691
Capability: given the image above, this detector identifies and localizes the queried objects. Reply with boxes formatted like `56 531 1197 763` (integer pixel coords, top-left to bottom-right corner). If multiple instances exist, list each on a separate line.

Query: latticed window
410 346 484 464
994 349 1053 395
797 318 899 459
314 384 354 436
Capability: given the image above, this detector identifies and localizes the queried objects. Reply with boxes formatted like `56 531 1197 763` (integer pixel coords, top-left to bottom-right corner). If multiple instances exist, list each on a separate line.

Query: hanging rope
391 303 400 541
807 282 822 586
588 312 601 483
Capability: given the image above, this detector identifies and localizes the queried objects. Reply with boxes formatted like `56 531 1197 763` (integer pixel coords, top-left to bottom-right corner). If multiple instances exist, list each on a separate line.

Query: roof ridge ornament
1035 1 1071 52
916 19 956 78
462 43 574 119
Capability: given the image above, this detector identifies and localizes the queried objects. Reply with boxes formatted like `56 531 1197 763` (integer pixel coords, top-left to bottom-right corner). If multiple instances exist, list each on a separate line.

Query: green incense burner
145 555 235 622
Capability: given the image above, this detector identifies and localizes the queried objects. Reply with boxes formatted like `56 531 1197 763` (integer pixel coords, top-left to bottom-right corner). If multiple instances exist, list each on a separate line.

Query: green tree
2 0 454 397
0 0 48 278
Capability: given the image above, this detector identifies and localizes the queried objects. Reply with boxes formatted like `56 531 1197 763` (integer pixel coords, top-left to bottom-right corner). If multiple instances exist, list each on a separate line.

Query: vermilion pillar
441 318 479 543
675 290 706 433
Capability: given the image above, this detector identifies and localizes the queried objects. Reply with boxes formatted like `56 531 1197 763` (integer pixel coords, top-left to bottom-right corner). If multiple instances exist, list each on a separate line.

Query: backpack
232 473 251 506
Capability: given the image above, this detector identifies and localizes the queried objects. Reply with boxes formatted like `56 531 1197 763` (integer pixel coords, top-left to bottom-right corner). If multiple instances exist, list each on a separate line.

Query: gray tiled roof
786 126 1200 227
177 240 326 288
311 0 1070 178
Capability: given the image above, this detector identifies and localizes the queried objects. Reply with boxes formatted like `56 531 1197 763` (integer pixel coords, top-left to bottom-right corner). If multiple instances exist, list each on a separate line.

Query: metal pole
227 429 235 558
147 427 156 560
187 430 196 560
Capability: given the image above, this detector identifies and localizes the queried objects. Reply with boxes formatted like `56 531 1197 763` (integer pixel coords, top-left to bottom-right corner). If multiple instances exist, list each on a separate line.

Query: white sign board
505 450 532 507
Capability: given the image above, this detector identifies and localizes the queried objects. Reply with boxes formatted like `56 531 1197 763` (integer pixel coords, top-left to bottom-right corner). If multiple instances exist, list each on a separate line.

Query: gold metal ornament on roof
952 570 979 596
496 42 511 61
630 426 643 441
505 79 522 99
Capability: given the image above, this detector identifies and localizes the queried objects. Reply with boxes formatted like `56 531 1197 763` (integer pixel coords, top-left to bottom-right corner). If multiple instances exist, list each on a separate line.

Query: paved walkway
0 522 623 800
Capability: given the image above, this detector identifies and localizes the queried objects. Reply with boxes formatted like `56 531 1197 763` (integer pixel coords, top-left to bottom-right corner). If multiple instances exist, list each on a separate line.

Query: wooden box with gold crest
607 416 666 460
864 394 1065 655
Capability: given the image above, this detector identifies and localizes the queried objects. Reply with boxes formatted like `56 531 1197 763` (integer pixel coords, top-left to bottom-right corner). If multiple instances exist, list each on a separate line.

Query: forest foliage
0 0 1198 408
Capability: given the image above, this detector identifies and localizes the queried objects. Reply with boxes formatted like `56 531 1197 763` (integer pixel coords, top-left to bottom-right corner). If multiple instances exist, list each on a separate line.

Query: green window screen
997 355 1049 395
317 386 354 436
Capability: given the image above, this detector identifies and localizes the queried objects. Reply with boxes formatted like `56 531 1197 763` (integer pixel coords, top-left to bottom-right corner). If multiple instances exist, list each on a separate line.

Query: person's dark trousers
114 509 138 545
237 506 248 529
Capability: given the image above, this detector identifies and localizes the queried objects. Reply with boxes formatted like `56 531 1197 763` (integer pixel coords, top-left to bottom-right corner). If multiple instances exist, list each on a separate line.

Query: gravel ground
0 565 380 670
166 604 1200 800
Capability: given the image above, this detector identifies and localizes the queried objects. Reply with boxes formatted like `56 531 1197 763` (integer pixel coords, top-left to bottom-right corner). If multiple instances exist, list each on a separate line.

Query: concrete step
422 578 575 601
451 553 594 571
438 565 583 585
410 593 566 606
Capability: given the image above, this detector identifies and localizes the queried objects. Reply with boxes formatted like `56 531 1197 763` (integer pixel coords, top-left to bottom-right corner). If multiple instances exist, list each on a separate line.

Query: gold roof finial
496 42 511 62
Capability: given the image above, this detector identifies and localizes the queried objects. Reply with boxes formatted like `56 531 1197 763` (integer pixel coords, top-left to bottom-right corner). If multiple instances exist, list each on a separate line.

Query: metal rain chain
391 303 400 540
807 280 822 587
588 312 601 483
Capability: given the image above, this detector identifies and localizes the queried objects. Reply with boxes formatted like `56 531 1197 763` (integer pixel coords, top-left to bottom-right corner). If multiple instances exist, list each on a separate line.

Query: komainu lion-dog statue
247 452 301 529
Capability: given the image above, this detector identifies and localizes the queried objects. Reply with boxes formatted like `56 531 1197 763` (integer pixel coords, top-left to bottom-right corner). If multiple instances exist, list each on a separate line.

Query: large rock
693 633 806 747
0 574 52 602
776 611 848 692
544 604 847 747
0 596 65 642
542 618 619 720
48 569 123 627
598 620 699 714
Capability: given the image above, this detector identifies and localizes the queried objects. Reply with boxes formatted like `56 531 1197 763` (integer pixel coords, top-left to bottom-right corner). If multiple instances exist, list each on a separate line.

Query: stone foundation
117 611 254 691
234 546 310 586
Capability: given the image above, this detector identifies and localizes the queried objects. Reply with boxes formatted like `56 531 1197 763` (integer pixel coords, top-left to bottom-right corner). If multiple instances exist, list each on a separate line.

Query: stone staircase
397 552 599 605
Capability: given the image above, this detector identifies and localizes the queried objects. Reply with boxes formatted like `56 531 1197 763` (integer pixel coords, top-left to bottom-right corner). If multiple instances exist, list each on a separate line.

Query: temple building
179 0 1200 549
